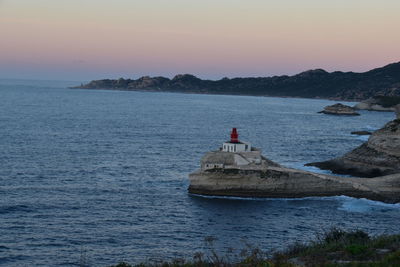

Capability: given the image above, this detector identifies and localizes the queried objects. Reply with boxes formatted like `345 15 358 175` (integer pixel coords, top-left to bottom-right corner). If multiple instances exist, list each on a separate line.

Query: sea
1 79 399 266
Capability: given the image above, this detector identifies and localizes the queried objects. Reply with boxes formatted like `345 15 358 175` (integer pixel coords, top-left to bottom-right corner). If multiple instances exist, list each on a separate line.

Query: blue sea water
0 79 399 266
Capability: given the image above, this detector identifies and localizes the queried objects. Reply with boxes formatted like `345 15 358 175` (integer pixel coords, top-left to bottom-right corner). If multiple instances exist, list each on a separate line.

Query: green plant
345 244 368 255
107 229 400 267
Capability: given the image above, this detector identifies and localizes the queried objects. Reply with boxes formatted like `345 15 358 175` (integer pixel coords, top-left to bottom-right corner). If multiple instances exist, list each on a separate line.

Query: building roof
224 141 246 144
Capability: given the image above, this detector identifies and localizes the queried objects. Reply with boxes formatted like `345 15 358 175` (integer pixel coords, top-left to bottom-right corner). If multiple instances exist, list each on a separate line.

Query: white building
222 128 251 152
200 128 261 171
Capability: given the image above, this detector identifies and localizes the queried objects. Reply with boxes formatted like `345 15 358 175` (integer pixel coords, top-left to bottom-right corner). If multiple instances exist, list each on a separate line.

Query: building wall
222 142 251 152
202 163 224 170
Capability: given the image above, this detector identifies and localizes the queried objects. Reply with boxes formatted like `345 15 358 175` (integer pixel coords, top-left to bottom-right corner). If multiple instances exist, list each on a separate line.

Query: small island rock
318 103 360 116
351 131 372 135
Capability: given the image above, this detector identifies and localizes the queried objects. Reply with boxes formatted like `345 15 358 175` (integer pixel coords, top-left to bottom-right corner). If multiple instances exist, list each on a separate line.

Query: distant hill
73 62 400 100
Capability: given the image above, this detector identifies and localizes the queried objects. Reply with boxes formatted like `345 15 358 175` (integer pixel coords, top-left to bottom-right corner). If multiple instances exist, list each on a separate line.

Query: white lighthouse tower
222 128 252 153
200 128 263 170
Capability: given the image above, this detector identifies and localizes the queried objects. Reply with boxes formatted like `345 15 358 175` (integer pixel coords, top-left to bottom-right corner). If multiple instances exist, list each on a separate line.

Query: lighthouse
222 128 252 153
200 128 261 170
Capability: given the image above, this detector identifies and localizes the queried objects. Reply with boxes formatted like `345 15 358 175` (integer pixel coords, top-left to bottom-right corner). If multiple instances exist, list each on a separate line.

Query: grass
106 228 400 267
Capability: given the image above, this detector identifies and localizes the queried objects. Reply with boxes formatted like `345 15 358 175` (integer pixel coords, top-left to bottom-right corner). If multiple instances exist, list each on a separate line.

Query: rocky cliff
354 96 400 111
307 117 400 177
189 164 400 204
73 62 400 101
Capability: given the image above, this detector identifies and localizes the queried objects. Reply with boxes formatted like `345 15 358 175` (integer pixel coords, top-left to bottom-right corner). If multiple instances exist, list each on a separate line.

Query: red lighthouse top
230 128 239 143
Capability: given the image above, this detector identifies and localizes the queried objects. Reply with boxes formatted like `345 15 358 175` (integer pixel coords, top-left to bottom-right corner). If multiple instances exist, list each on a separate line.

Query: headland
307 112 400 177
73 62 400 101
188 128 400 204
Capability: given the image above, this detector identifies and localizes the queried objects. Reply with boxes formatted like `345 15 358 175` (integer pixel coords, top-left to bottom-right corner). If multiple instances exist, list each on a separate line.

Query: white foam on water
288 163 355 178
193 194 327 203
191 194 341 203
190 194 400 213
337 196 400 213
365 125 379 131
353 135 370 142
284 162 336 175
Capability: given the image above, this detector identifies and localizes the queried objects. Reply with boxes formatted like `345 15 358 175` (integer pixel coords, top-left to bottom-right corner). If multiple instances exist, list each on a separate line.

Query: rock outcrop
351 131 372 136
189 151 400 203
354 96 400 112
307 118 400 177
318 103 360 116
73 62 400 101
189 120 400 203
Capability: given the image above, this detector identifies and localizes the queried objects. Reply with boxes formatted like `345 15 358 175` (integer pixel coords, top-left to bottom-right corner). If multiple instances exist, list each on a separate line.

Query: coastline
188 166 400 204
188 115 400 204
70 86 361 103
71 61 400 102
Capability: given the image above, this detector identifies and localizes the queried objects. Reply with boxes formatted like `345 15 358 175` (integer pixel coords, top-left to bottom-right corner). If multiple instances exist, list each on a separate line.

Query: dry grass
107 228 400 267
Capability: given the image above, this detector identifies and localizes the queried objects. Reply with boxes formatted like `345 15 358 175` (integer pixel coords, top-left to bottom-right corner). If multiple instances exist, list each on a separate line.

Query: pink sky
0 0 399 80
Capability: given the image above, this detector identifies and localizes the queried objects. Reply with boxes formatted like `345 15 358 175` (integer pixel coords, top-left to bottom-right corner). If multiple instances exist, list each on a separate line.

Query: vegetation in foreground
106 228 400 267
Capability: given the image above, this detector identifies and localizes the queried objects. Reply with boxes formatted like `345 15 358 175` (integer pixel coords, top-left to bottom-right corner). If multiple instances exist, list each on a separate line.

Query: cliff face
307 118 400 177
188 165 400 203
188 144 400 203
354 96 400 111
74 62 400 101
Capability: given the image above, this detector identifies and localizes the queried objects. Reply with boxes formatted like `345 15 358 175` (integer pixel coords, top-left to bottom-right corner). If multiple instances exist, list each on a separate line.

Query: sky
1 0 400 81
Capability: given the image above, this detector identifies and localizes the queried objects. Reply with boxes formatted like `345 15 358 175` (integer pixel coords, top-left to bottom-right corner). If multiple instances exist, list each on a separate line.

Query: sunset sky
1 0 399 81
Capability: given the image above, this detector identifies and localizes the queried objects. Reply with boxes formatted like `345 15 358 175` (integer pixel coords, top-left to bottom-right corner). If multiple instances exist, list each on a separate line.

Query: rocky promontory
318 103 360 116
189 153 400 204
307 117 400 177
188 129 400 203
354 96 400 111
73 62 400 101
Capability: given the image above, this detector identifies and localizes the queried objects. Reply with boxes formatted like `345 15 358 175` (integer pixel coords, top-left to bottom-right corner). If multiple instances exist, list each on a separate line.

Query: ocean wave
337 196 400 213
190 194 400 212
0 204 32 214
356 135 370 142
190 193 341 202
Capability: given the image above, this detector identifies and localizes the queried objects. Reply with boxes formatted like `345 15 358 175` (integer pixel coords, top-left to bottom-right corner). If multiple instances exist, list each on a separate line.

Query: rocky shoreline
189 108 400 203
189 164 400 204
307 117 400 177
355 96 400 112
